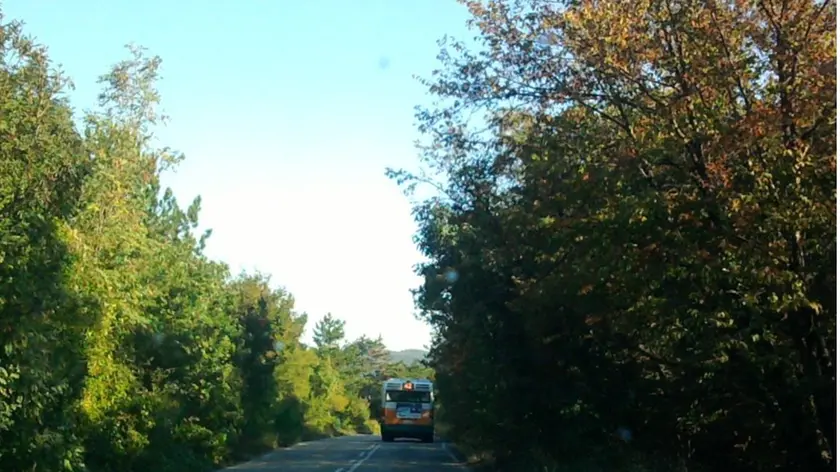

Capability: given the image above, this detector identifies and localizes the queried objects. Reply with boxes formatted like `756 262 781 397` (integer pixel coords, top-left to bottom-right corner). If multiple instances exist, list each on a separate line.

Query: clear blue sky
4 0 474 351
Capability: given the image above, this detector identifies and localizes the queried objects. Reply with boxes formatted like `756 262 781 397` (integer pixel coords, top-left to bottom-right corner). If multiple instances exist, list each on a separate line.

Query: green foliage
392 1 835 471
312 313 345 357
0 15 90 472
0 11 429 472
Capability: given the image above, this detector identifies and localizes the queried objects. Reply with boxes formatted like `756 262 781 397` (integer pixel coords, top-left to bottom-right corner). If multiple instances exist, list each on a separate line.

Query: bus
379 377 434 443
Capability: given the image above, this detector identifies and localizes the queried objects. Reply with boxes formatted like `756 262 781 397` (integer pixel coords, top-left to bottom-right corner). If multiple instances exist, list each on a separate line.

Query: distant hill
388 349 427 365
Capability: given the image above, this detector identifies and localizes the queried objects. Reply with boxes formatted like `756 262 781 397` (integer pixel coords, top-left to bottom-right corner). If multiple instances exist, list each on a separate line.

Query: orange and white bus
379 378 434 443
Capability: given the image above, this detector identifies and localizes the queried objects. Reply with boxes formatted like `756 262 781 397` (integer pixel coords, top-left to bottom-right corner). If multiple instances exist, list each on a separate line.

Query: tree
0 9 398 470
312 313 346 356
341 336 389 395
229 274 284 454
390 0 835 471
0 15 90 471
351 335 390 375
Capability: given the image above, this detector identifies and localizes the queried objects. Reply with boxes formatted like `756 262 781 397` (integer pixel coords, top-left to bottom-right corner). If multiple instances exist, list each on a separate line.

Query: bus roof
383 378 433 391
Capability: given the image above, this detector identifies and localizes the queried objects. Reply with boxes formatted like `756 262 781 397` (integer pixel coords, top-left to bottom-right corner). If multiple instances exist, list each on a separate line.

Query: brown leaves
402 0 836 470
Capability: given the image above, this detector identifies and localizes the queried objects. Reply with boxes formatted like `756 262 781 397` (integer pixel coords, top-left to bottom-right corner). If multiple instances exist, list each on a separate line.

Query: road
224 435 468 471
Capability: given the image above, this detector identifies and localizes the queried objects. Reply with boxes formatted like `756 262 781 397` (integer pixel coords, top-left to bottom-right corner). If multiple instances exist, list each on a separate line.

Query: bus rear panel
380 378 434 443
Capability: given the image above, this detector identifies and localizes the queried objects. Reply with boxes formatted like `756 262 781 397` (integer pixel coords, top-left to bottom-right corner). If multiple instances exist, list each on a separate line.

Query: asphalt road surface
223 435 468 471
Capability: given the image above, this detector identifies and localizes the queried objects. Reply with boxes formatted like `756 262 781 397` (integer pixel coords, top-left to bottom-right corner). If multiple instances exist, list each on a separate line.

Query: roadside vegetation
391 0 835 471
2 0 835 471
0 13 433 472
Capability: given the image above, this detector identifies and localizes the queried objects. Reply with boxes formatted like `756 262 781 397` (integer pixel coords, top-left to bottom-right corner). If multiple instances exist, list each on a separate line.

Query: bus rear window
385 390 431 403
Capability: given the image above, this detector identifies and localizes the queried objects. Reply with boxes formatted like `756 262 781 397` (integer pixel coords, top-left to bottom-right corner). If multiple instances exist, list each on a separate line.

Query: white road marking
441 443 468 469
346 444 380 472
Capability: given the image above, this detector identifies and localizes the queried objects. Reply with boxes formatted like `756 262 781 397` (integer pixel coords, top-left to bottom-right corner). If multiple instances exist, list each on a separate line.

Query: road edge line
442 442 470 469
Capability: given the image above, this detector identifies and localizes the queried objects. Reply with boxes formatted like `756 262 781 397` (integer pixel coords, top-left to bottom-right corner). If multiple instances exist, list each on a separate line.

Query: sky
3 0 475 351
